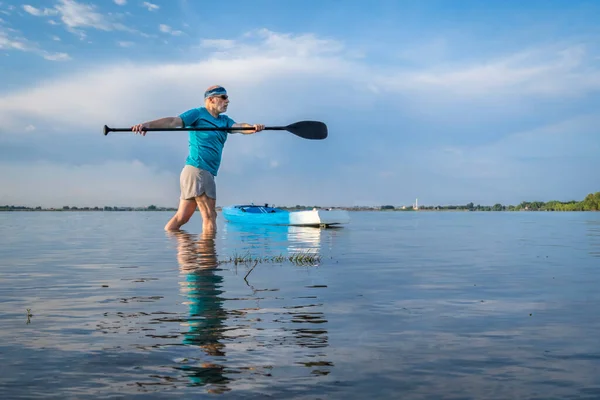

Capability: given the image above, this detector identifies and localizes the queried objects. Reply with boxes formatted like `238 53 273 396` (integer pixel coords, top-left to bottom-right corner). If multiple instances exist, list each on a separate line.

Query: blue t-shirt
179 107 236 176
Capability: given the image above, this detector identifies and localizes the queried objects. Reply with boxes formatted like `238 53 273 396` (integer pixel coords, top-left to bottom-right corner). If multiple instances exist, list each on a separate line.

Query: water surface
1 211 599 399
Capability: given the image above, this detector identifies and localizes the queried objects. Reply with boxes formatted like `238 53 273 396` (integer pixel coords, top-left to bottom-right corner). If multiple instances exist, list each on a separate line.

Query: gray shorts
179 165 216 200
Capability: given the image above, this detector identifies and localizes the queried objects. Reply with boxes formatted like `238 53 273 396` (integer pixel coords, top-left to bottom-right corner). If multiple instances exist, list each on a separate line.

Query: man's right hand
131 123 148 136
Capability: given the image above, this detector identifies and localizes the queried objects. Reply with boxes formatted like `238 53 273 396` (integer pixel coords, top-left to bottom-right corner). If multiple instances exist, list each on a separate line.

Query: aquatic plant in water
219 249 321 267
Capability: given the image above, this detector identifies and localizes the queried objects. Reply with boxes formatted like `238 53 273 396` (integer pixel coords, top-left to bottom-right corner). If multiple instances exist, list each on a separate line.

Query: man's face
211 94 229 113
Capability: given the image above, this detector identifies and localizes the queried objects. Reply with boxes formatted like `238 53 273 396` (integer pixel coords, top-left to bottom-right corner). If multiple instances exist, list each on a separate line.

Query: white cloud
0 160 178 208
200 39 235 50
159 24 183 36
380 44 600 100
200 28 345 58
43 52 70 61
0 30 358 132
24 0 146 39
1 29 599 133
0 30 26 51
23 5 58 17
114 0 127 5
142 2 159 11
417 113 600 203
0 27 70 61
117 40 134 47
0 3 14 16
437 113 600 165
250 28 345 56
56 0 109 30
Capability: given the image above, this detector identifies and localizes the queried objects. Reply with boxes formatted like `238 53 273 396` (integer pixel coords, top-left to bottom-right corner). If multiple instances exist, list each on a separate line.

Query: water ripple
0 211 599 398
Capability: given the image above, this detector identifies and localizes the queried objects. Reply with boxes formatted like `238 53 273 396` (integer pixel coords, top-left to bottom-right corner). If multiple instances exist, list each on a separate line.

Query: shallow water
1 211 599 399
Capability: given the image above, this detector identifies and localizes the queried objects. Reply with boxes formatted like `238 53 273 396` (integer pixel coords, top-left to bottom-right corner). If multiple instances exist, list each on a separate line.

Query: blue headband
204 86 227 99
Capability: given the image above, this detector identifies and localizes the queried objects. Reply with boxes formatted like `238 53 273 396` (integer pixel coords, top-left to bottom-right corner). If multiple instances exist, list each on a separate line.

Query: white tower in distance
413 198 419 210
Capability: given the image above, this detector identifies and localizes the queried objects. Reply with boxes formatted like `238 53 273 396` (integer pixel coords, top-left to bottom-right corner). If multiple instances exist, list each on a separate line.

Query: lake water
1 211 599 399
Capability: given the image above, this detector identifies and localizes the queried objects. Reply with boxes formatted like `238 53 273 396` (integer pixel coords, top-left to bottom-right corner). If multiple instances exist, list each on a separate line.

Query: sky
1 0 599 208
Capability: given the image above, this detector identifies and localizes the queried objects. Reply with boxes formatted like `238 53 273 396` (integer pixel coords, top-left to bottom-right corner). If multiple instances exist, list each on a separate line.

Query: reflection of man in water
171 230 230 393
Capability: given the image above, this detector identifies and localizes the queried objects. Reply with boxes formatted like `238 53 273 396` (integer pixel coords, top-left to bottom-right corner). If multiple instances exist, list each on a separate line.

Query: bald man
132 85 265 233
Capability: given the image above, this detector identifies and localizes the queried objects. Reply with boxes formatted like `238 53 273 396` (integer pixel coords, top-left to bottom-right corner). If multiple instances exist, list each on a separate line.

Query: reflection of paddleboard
222 222 324 254
286 225 322 253
221 204 350 227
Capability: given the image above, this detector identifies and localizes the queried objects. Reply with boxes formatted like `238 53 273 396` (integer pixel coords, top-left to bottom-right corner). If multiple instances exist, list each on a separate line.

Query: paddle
103 120 328 140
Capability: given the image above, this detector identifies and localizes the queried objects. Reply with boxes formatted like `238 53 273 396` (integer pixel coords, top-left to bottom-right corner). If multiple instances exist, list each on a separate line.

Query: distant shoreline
1 209 598 212
1 191 598 213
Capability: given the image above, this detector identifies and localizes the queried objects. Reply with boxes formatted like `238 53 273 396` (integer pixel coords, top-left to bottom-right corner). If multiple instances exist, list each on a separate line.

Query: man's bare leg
164 199 198 231
195 193 217 234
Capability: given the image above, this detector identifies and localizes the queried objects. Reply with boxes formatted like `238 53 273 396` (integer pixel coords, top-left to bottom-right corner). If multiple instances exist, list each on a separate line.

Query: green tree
583 193 599 211
529 201 545 210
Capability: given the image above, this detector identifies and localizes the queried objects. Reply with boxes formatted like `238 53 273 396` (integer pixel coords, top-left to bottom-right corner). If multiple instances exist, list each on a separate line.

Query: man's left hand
253 124 265 133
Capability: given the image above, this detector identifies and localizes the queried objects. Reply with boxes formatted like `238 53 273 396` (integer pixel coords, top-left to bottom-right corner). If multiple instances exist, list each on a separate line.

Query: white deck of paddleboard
288 209 350 226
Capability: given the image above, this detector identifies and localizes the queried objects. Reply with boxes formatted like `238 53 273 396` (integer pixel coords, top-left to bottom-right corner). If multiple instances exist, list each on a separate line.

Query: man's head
204 85 229 115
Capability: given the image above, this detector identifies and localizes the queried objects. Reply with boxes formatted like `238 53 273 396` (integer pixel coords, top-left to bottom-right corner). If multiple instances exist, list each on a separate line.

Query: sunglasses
216 95 228 100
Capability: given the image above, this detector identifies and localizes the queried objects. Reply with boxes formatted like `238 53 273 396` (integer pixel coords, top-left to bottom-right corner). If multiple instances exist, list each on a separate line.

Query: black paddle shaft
103 120 327 140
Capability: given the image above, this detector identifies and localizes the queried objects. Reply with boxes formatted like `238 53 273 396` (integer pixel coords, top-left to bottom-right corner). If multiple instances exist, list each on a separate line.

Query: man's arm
131 117 183 135
230 123 265 134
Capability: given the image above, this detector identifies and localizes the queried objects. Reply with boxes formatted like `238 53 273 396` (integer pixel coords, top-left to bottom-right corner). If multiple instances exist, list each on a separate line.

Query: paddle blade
285 121 328 140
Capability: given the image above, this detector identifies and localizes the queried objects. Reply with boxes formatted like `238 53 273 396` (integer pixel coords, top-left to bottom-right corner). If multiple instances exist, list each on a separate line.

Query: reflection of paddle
103 120 328 140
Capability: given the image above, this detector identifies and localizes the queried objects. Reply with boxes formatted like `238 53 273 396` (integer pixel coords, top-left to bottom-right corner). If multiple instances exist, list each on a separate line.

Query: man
131 85 265 233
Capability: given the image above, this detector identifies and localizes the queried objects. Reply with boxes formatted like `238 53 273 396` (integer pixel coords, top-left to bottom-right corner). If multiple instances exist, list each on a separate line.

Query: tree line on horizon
0 205 177 212
1 191 598 212
382 191 600 211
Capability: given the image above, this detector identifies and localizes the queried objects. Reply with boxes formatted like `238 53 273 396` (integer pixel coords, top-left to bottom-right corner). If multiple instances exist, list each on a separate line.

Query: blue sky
1 0 599 208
